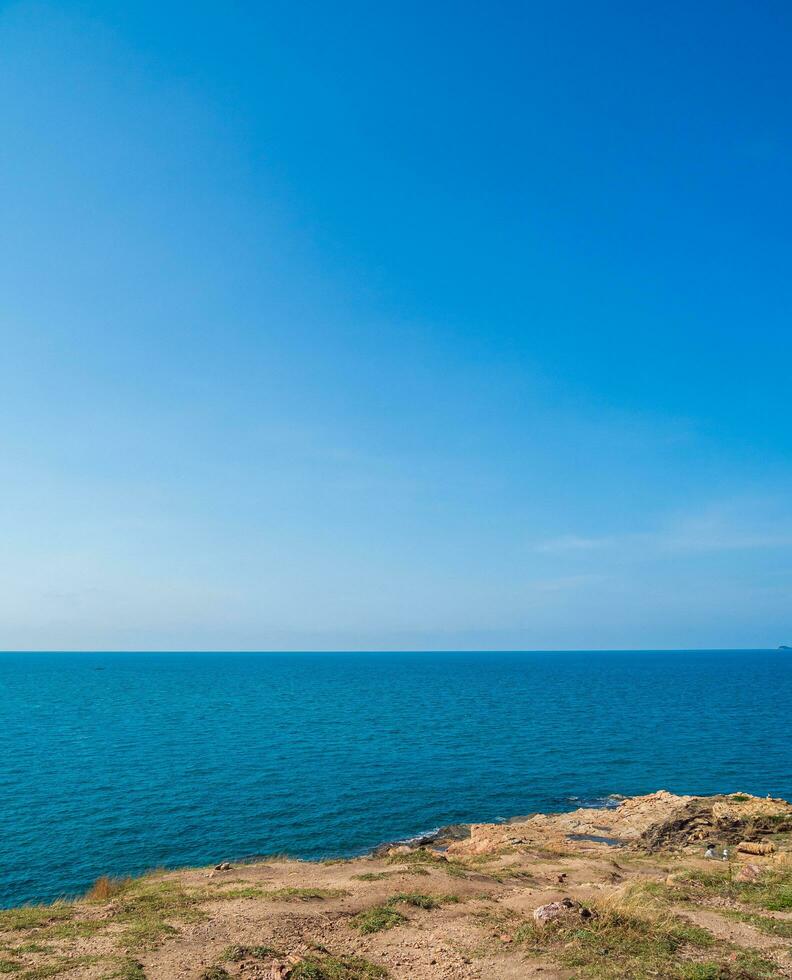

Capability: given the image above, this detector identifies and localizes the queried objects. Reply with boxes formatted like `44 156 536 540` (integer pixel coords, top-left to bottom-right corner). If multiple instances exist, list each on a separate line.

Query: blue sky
1 0 790 650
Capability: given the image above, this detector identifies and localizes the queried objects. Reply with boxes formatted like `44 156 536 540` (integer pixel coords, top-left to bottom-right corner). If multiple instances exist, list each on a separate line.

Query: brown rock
533 898 578 925
736 863 763 882
736 841 776 855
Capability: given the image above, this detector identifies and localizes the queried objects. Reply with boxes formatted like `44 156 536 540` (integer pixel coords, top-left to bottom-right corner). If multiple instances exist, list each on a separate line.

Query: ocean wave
567 794 625 810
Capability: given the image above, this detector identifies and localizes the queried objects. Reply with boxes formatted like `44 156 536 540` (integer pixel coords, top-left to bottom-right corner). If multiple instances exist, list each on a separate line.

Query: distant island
1 791 790 979
779 645 791 650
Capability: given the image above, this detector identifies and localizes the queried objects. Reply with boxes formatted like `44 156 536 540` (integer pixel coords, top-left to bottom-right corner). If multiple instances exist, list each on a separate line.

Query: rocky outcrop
737 841 776 856
445 791 792 857
638 794 792 851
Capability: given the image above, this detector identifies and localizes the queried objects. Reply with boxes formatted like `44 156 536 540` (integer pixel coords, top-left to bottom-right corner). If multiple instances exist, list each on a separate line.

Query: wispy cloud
534 534 612 554
534 500 792 558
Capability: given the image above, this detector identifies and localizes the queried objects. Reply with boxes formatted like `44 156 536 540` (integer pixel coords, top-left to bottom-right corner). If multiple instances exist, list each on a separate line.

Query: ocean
0 650 789 908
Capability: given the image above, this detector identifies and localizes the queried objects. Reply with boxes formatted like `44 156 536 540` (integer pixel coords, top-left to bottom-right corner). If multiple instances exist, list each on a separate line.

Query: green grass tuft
263 888 348 902
44 920 106 940
14 956 100 979
220 944 281 961
99 958 147 980
207 887 265 900
386 893 459 910
108 877 204 952
678 950 781 979
350 905 407 934
0 906 73 933
289 953 388 979
718 906 792 939
383 848 473 878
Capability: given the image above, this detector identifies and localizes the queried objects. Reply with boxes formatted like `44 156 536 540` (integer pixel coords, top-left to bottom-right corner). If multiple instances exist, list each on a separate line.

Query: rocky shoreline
1 791 791 979
445 790 792 856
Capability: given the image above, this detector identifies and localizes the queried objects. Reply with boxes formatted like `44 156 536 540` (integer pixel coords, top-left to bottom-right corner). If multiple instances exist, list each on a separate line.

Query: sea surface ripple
0 650 790 907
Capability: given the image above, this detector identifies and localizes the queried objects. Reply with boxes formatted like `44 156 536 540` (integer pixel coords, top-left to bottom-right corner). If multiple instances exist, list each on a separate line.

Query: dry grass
85 878 131 902
648 857 792 912
514 892 717 979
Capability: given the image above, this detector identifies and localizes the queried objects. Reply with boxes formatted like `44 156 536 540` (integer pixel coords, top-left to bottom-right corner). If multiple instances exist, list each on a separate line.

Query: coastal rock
214 862 233 871
448 791 792 858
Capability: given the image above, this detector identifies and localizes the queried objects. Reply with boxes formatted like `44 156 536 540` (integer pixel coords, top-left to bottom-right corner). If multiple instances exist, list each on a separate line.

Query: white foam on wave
567 794 624 810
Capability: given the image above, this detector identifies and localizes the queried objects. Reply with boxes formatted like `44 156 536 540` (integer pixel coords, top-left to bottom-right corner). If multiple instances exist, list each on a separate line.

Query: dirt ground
2 792 791 980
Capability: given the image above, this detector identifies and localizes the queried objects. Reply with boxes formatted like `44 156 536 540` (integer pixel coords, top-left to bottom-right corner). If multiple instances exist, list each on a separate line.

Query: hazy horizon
2 1 790 651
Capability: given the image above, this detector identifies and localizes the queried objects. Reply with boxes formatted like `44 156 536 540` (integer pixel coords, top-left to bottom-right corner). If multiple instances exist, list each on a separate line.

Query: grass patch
718 907 792 939
99 959 147 980
43 920 106 941
384 846 528 881
670 863 792 911
352 868 430 882
384 849 440 867
730 795 752 803
471 862 537 884
513 896 714 980
117 919 177 952
16 956 100 979
0 962 21 975
386 892 459 910
350 905 407 934
679 951 781 979
731 950 783 978
0 907 73 933
220 944 281 961
290 953 388 979
207 887 265 900
384 848 466 874
678 967 737 979
106 877 204 952
263 888 348 902
199 969 230 980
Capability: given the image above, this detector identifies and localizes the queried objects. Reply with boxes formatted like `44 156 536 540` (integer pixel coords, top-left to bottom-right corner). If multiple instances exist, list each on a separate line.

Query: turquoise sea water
0 650 790 908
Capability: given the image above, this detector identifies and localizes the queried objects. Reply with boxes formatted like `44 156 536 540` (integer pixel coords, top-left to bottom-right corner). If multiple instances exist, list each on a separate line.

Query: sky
1 0 790 651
